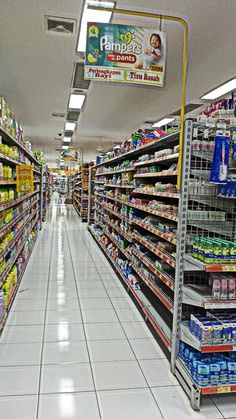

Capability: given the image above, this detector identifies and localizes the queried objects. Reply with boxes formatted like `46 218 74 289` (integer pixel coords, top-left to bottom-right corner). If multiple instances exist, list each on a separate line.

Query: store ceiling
0 0 235 166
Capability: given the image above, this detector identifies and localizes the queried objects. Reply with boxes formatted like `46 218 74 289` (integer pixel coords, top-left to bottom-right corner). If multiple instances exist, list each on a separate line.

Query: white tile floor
0 201 235 418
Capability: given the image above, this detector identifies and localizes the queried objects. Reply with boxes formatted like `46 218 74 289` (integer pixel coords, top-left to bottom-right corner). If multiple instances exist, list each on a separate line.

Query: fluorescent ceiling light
65 122 76 131
63 137 71 143
69 94 85 110
152 117 175 128
77 1 114 52
201 79 236 100
62 145 68 150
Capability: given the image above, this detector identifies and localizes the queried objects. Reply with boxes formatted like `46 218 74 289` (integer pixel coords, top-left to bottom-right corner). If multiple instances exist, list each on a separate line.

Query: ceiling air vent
66 111 80 122
51 112 65 120
72 62 91 90
45 16 76 35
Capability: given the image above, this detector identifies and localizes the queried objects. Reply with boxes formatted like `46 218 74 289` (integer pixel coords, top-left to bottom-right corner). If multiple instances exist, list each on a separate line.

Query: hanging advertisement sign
61 149 80 163
16 164 34 195
85 23 166 87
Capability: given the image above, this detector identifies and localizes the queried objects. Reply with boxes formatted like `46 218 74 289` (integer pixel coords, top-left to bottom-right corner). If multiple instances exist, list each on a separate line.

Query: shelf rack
73 164 92 222
89 120 236 411
0 123 43 336
89 129 178 361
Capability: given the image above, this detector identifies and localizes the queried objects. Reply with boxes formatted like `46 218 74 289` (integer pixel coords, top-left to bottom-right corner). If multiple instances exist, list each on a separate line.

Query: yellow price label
222 265 236 272
217 386 231 393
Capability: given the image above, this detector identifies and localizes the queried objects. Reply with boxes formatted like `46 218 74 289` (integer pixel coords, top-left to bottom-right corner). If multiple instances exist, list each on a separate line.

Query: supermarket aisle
0 202 234 419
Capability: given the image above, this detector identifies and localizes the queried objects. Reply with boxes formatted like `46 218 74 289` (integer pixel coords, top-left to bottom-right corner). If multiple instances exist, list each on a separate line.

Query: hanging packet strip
210 133 230 184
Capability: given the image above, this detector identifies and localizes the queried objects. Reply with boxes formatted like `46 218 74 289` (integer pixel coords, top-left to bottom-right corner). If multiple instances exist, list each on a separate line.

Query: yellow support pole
87 6 189 190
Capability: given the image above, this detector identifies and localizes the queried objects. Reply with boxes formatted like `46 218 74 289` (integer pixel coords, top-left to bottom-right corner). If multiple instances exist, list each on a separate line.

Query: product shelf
134 153 179 167
132 218 177 245
0 179 16 185
88 225 172 351
182 284 236 309
94 193 123 205
103 228 131 260
94 180 105 184
103 205 131 224
132 247 175 290
0 190 39 212
133 232 176 268
180 322 236 353
95 131 180 168
131 261 174 313
0 197 39 239
0 126 41 167
127 202 178 222
105 218 133 242
184 254 236 273
95 167 135 176
133 188 179 199
0 209 38 264
104 183 134 189
0 153 21 166
0 215 38 287
0 237 37 332
175 358 236 398
134 171 178 178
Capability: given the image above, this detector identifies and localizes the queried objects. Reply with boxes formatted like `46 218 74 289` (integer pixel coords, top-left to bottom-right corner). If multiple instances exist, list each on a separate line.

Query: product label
16 165 34 195
85 23 166 87
217 386 231 393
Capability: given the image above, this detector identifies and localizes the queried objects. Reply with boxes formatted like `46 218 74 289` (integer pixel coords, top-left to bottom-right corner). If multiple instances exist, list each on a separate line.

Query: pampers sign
84 23 166 87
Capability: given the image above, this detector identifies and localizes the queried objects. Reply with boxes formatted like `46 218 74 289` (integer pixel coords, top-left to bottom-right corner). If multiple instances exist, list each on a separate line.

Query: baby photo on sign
136 30 165 72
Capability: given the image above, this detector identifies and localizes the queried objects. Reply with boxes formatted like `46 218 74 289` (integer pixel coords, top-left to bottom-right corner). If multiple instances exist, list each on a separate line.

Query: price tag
217 386 231 393
233 346 236 351
222 265 236 272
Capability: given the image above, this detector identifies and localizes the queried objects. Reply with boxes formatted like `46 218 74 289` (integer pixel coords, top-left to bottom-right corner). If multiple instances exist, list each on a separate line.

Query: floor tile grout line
64 212 103 419
0 383 181 399
0 356 169 368
210 394 226 418
35 207 55 419
76 218 165 419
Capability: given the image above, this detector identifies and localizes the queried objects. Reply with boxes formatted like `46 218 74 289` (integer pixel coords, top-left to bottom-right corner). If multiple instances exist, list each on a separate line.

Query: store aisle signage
85 23 166 87
16 165 34 195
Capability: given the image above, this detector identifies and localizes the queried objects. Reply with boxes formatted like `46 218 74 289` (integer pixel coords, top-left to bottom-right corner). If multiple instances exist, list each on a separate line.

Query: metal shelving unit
73 164 91 222
89 120 236 411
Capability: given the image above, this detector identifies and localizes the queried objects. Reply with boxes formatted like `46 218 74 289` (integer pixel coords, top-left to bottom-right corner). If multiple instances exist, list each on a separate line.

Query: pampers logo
100 33 142 55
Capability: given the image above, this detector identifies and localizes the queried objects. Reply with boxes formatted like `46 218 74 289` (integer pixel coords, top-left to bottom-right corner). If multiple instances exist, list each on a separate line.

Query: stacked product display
73 162 94 222
87 166 96 225
42 166 52 222
88 98 236 410
0 97 42 333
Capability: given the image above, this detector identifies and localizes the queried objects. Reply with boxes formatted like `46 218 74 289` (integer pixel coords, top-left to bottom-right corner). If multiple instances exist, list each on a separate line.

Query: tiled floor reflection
0 200 233 418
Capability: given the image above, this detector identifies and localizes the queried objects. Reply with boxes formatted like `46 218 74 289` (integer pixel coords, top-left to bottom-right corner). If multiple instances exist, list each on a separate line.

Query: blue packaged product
222 321 232 342
231 320 236 343
199 321 214 343
213 321 224 344
196 362 210 387
219 360 228 385
209 363 220 386
210 134 230 184
178 341 185 360
228 362 236 384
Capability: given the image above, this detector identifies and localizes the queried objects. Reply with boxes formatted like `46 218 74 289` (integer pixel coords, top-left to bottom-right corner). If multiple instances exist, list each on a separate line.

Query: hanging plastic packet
210 131 230 184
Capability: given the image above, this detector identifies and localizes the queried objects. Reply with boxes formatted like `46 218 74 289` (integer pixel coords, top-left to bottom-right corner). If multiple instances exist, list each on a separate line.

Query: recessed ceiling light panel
65 122 76 131
68 93 86 110
201 79 236 100
152 117 175 128
77 1 114 52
